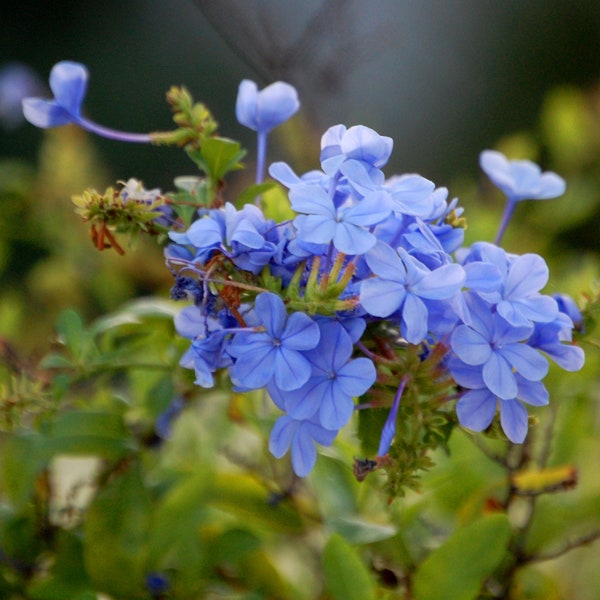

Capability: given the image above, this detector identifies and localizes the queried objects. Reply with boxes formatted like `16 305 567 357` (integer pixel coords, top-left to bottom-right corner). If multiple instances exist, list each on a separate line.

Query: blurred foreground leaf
323 533 376 600
413 514 511 600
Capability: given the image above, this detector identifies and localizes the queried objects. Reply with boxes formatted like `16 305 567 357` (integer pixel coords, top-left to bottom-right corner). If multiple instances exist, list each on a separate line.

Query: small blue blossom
236 79 300 184
269 414 338 477
146 572 170 597
377 378 406 456
360 242 465 343
236 79 300 134
228 292 320 392
290 184 389 255
320 124 393 177
480 150 566 244
155 398 185 441
450 296 549 400
22 61 150 142
528 313 585 372
22 61 87 129
480 150 566 202
450 357 549 443
553 293 584 332
268 320 376 430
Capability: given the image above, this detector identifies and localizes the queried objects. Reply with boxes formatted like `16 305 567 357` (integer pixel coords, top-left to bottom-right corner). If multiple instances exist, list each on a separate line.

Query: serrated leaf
323 533 376 600
413 514 511 600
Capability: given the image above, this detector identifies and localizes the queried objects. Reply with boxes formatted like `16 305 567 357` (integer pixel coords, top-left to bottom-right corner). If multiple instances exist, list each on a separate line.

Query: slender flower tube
377 377 407 456
22 61 151 143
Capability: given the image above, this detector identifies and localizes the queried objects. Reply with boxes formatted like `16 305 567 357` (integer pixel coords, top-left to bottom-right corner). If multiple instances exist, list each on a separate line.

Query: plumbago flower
22 61 151 142
480 150 566 244
25 62 585 487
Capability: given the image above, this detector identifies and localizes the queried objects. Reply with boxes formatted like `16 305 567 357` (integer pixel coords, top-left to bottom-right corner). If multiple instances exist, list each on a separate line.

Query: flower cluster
165 85 584 476
23 62 585 480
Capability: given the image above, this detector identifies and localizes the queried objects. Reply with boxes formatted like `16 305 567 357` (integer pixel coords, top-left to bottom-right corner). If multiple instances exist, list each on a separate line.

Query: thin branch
522 529 600 564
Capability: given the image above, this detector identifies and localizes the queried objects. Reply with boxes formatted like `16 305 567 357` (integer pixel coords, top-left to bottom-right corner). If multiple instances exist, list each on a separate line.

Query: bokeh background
1 3 600 599
3 0 600 184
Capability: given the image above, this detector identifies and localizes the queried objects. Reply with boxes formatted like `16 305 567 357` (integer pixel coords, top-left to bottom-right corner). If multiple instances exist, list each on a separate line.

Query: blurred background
1 0 600 346
1 4 600 598
3 0 600 183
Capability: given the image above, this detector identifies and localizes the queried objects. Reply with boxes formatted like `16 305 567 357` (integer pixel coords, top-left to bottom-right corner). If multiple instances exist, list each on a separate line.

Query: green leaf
55 309 85 357
201 137 246 181
90 298 178 336
0 432 46 508
27 531 95 600
413 514 512 600
236 182 276 207
39 353 75 369
323 533 376 600
328 516 396 545
145 470 212 571
210 473 305 534
42 411 133 460
261 182 295 221
83 461 150 599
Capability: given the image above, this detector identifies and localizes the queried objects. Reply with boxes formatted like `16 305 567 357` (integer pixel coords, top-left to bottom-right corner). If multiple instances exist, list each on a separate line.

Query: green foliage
413 514 511 600
323 534 376 600
1 78 600 600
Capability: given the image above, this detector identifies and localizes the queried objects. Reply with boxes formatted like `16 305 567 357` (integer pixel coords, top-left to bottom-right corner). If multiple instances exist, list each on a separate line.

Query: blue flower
479 150 566 202
553 293 584 332
377 378 406 455
22 61 87 128
269 414 337 477
23 61 150 142
528 313 585 372
360 242 465 343
268 320 376 430
450 357 549 443
146 572 170 597
449 296 548 400
320 124 393 176
290 184 389 255
235 79 299 134
0 62 45 130
462 245 558 328
228 292 320 391
480 150 567 244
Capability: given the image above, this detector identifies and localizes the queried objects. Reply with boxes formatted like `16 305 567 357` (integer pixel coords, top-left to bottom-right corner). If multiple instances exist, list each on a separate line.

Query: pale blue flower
23 60 150 142
480 150 566 202
269 414 337 477
360 242 465 343
235 79 299 134
228 292 320 391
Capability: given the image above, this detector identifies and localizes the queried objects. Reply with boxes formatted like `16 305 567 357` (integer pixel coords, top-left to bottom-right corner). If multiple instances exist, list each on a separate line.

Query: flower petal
499 399 529 443
456 389 497 432
49 61 88 117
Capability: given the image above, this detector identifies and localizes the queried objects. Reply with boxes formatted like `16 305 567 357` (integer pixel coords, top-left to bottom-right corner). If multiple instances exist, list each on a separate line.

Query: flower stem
77 117 152 143
494 198 517 246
